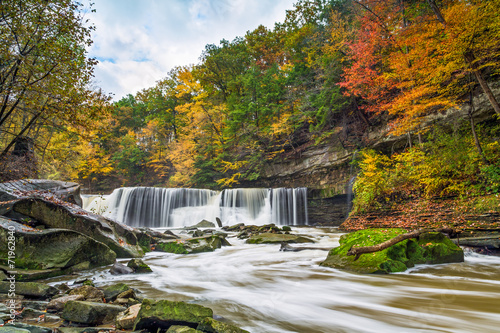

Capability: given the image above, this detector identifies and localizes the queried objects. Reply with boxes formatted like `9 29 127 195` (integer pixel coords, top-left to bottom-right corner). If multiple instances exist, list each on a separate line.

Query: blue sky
87 0 297 100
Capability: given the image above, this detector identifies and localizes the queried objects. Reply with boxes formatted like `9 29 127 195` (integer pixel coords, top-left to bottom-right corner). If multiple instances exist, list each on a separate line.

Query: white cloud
86 0 296 100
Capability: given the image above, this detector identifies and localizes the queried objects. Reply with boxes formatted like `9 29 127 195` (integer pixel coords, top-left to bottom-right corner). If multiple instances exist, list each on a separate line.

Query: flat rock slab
62 301 125 325
0 282 58 299
2 323 51 333
197 317 250 333
115 303 141 329
245 233 315 244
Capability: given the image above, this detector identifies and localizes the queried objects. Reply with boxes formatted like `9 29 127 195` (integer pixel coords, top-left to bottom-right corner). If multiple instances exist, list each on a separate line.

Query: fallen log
280 242 330 252
347 227 456 260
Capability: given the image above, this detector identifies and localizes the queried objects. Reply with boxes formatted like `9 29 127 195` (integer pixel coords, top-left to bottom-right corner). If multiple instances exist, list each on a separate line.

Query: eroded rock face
0 217 116 274
320 228 464 274
133 299 213 331
0 179 82 207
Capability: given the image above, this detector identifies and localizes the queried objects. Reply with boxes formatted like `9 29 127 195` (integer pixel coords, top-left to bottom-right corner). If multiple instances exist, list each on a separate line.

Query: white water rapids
46 228 500 333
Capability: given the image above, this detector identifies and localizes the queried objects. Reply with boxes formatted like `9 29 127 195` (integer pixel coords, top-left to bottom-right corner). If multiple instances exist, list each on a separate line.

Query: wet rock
245 233 315 244
19 308 46 320
215 217 223 228
222 223 244 232
9 198 147 258
20 301 48 311
190 230 205 238
109 262 134 275
55 329 115 333
133 299 213 331
2 322 51 333
115 303 141 330
0 282 58 299
102 283 130 301
155 235 227 254
61 301 125 325
0 179 82 207
167 326 203 332
0 218 116 276
116 289 136 300
48 295 85 312
127 259 152 273
191 220 216 229
197 317 250 333
321 228 464 274
281 226 292 232
0 327 32 333
68 286 104 301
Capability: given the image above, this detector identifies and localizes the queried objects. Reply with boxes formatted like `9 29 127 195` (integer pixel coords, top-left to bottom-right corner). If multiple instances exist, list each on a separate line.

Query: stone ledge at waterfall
321 228 464 274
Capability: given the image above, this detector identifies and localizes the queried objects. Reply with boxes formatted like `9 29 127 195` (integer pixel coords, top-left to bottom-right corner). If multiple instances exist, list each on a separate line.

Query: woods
0 0 499 201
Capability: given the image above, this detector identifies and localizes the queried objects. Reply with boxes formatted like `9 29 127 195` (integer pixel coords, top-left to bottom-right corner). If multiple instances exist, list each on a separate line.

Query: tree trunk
468 90 488 164
426 0 446 27
347 227 455 260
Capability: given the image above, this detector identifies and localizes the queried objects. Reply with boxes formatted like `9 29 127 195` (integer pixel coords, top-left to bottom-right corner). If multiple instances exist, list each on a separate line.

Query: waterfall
84 187 308 227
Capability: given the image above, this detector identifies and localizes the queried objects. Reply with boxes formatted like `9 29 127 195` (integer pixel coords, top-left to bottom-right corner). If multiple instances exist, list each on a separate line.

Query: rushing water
46 228 500 333
83 187 308 227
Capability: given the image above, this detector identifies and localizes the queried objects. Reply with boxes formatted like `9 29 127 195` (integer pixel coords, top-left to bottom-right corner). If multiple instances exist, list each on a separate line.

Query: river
46 227 500 333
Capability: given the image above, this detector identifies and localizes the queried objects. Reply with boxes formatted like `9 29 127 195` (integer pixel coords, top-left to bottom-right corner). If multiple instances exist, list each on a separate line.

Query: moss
321 228 464 274
155 241 189 254
197 317 250 333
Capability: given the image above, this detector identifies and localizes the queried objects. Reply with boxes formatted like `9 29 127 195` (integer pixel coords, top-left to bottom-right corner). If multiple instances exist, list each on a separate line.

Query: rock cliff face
246 82 500 226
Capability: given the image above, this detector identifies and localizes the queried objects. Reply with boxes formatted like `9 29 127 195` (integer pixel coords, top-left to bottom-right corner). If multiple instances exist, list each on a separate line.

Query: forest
1 0 499 214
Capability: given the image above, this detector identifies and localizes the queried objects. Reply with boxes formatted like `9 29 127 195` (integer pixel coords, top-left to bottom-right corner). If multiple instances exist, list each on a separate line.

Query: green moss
155 241 189 254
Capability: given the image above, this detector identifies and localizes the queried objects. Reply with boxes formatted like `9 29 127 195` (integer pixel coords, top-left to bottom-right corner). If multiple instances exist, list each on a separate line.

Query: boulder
102 283 130 301
21 301 48 311
0 327 32 333
109 262 134 275
155 235 226 254
133 299 213 331
61 301 125 325
215 217 223 228
0 218 116 275
245 233 315 244
0 282 58 299
2 322 51 333
320 228 464 274
190 220 216 229
167 326 203 333
197 317 250 333
115 303 141 330
127 259 152 273
221 223 244 232
68 286 104 301
0 179 82 207
8 198 148 258
48 295 85 312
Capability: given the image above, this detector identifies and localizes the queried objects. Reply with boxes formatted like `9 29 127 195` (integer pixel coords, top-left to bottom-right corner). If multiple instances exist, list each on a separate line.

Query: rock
68 285 104 301
127 259 152 273
133 299 213 331
55 329 115 333
61 301 125 325
215 217 223 228
0 282 58 299
197 317 250 333
0 327 31 333
115 303 141 329
190 230 205 238
221 223 244 232
191 220 216 229
245 233 315 244
116 289 136 300
0 218 116 275
2 322 51 333
0 271 7 281
138 228 179 240
167 326 203 333
320 228 464 274
8 197 147 258
20 301 48 311
0 179 82 207
48 295 84 311
19 308 46 320
281 226 292 232
155 235 226 254
109 262 134 275
102 283 130 301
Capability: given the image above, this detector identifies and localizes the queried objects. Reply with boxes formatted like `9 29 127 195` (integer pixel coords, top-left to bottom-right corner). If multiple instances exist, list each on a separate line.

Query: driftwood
347 227 456 260
280 242 330 252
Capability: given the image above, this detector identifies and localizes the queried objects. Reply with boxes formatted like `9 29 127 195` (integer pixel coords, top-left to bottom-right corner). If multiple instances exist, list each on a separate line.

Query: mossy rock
167 326 203 333
320 228 464 274
133 299 213 331
245 233 315 244
197 317 250 333
155 235 224 254
61 301 125 325
127 259 152 273
102 283 130 301
0 281 58 299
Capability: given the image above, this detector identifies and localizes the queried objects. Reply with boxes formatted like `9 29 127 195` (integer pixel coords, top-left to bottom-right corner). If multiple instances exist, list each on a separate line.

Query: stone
133 299 213 331
48 295 85 312
190 230 204 238
281 226 292 232
68 285 104 301
197 317 250 333
215 217 223 228
167 326 203 333
0 327 31 333
190 220 216 229
245 233 315 244
0 218 116 275
127 259 152 273
9 198 147 258
2 323 51 333
19 308 45 320
102 283 130 301
0 179 82 207
109 262 134 275
0 282 58 299
61 301 125 325
55 329 115 333
320 228 464 274
155 235 226 254
221 223 244 232
116 289 136 300
20 301 48 311
115 303 141 330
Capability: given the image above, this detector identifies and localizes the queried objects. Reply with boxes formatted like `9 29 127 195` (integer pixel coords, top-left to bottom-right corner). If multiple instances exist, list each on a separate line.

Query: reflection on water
47 228 500 333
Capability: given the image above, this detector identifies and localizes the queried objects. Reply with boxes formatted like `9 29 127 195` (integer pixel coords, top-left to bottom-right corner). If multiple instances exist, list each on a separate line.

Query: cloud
86 0 296 100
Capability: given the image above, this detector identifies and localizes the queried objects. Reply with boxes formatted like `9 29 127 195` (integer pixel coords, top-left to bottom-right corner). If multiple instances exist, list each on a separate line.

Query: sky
86 0 297 100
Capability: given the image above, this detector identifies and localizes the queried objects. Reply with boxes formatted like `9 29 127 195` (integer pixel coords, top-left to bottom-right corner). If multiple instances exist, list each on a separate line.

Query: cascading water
84 187 308 227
